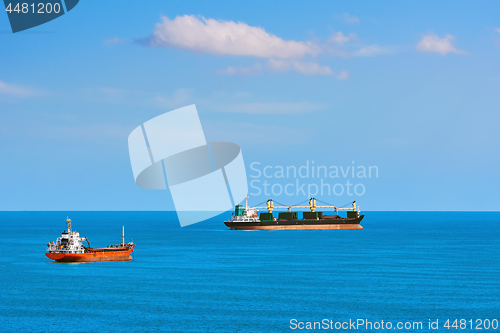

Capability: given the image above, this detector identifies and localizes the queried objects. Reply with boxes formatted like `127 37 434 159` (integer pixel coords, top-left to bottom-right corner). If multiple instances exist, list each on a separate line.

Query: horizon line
1 210 499 213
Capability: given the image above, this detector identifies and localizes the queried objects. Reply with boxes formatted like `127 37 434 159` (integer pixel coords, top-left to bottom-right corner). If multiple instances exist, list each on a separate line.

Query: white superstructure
46 218 86 254
229 197 260 223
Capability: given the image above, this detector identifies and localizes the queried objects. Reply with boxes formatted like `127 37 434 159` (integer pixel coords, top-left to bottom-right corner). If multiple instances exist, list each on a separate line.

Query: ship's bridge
46 218 86 254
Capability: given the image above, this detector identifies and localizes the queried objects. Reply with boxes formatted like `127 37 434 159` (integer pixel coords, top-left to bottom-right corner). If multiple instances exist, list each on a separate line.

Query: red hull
46 245 135 262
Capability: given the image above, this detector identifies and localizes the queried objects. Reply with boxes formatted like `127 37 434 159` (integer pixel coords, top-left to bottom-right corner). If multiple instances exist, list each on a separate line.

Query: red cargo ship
45 218 135 262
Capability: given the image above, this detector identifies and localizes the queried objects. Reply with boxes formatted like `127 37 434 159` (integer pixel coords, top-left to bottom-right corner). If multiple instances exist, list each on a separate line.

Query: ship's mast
122 226 125 246
66 217 72 233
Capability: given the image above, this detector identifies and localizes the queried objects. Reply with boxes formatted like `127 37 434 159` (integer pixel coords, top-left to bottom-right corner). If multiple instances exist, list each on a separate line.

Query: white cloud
267 59 336 76
495 28 500 34
216 102 325 114
143 15 320 58
327 31 357 45
137 14 387 77
216 64 262 75
415 34 467 55
0 80 38 97
266 59 290 72
104 37 126 45
344 13 359 24
336 70 349 80
352 44 399 57
217 61 347 78
292 61 335 76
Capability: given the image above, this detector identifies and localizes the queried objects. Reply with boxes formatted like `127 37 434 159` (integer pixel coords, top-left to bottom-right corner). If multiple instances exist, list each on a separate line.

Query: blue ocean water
0 212 499 332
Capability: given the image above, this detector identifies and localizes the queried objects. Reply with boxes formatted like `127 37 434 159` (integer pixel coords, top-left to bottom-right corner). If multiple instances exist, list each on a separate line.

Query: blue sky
1 1 499 211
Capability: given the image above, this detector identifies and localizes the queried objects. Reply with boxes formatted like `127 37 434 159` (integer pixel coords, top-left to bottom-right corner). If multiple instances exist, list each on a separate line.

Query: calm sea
0 212 499 332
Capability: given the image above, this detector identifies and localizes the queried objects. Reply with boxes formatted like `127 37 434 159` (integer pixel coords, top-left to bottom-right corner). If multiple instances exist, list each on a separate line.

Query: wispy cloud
267 59 336 76
336 70 349 80
352 44 401 57
0 80 38 97
82 87 194 110
48 123 130 140
215 102 325 114
79 85 328 116
96 87 126 98
327 31 357 45
204 120 316 145
415 34 467 55
140 15 320 58
104 37 126 46
216 64 262 75
495 28 500 34
153 89 194 109
217 60 347 78
344 13 359 24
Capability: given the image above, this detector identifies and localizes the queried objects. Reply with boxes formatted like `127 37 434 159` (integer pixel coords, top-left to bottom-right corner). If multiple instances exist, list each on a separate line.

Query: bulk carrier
224 198 364 230
45 218 135 262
